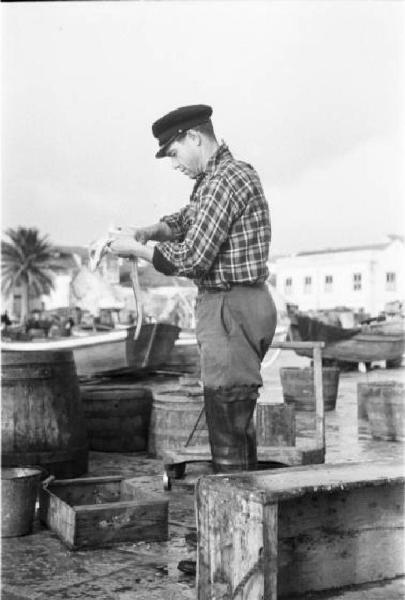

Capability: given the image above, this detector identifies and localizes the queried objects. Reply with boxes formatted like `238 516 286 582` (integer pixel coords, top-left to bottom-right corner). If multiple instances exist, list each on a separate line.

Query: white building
270 235 405 315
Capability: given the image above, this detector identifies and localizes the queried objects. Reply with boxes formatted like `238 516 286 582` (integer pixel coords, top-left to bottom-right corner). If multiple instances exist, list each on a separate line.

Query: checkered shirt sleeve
154 146 270 289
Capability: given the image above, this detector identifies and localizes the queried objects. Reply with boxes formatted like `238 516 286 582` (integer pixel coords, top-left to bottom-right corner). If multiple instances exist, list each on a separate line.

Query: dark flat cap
152 104 213 158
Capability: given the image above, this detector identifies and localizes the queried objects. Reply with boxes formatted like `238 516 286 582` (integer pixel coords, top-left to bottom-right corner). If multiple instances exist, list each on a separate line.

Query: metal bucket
1 467 42 537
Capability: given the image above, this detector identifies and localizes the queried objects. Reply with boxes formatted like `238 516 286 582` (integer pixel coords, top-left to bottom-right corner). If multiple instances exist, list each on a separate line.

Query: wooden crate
39 476 168 549
256 403 296 447
197 461 404 599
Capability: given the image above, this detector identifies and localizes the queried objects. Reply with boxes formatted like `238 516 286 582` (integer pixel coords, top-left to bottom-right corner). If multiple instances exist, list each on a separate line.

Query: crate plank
74 500 168 548
46 476 122 506
197 483 265 600
40 490 76 548
277 484 404 596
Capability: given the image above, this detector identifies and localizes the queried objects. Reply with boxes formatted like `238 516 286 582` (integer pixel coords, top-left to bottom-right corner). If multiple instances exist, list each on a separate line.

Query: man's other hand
133 225 158 244
109 236 153 262
110 225 157 245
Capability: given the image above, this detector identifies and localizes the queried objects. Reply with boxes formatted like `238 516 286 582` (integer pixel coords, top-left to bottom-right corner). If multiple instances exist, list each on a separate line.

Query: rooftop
272 234 404 260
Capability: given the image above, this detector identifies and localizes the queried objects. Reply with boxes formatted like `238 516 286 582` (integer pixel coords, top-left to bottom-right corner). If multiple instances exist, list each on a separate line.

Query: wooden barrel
148 386 209 458
358 381 405 442
1 350 88 478
279 367 340 412
79 384 153 452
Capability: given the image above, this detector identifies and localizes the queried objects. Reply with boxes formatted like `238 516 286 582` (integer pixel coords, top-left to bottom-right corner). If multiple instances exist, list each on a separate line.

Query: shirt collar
203 142 232 177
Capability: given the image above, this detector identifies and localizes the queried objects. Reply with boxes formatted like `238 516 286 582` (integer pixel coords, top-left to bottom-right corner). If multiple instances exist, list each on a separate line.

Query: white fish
88 236 114 272
87 230 143 340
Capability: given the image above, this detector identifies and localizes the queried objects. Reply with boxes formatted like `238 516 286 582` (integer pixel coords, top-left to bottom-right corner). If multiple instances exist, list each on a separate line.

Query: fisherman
1 310 11 325
108 104 277 474
1 310 12 332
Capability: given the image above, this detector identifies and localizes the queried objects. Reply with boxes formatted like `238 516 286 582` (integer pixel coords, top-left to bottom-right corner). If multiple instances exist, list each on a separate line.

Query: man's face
166 132 202 179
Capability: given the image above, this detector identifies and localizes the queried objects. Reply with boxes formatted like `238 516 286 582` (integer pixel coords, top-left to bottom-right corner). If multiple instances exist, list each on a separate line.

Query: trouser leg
196 285 277 473
204 385 259 473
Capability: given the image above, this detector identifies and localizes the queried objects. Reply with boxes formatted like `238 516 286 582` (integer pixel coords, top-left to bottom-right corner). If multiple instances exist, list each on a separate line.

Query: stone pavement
2 352 404 599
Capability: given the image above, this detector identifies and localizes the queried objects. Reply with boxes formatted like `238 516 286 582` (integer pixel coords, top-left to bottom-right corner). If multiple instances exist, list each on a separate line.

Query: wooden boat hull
75 323 180 376
290 324 405 363
1 323 180 377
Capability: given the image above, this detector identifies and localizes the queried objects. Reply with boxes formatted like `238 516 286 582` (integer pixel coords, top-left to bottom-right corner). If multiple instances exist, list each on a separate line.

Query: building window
386 272 396 291
353 273 362 291
284 277 293 295
324 275 333 292
304 276 312 294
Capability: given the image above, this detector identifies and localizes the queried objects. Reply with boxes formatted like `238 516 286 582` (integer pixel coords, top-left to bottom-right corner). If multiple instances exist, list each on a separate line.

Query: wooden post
313 344 325 449
271 340 326 453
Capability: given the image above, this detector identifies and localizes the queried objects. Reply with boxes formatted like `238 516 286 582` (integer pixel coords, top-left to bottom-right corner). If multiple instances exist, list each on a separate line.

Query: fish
87 231 143 340
88 236 114 272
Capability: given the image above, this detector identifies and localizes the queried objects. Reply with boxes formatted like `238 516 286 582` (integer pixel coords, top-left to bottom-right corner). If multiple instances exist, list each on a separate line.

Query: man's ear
187 129 202 147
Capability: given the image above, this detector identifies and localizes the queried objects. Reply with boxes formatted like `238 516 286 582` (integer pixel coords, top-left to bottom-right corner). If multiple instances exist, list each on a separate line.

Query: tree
1 227 59 323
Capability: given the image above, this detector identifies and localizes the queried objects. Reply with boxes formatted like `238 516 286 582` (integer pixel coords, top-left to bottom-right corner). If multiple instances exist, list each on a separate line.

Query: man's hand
112 223 173 244
110 225 156 245
133 225 158 245
109 236 153 262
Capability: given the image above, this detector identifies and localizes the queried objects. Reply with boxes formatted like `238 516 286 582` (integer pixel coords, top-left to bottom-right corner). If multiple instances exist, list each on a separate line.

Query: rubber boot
204 386 258 473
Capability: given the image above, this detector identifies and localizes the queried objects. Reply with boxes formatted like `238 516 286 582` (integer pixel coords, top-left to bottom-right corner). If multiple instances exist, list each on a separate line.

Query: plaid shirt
153 143 271 290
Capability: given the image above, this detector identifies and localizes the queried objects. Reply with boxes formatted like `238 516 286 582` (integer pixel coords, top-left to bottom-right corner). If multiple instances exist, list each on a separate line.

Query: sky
2 0 404 256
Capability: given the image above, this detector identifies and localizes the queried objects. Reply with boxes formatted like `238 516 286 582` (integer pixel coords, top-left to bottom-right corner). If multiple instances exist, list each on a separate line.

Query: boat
288 312 405 366
1 323 180 378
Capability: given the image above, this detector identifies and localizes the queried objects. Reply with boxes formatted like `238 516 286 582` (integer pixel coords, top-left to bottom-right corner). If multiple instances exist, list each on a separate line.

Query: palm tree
1 227 59 323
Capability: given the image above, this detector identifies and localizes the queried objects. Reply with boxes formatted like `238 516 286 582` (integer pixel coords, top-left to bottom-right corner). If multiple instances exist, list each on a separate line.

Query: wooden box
256 402 296 447
39 476 168 549
197 461 404 599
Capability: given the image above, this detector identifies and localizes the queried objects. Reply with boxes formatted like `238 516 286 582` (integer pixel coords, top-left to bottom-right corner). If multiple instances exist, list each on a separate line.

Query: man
1 310 12 332
110 104 277 473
